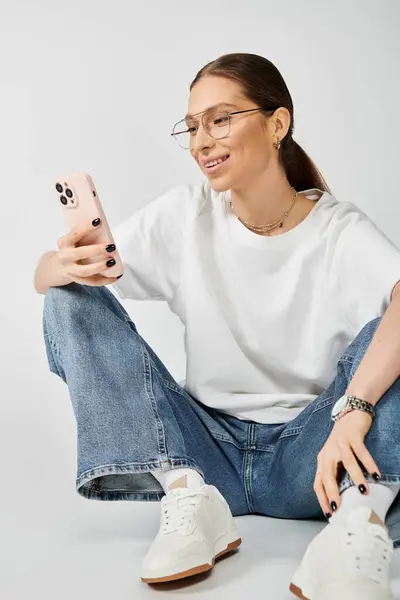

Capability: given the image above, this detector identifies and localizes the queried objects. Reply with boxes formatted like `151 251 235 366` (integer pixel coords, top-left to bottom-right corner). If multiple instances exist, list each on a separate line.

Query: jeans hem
76 458 204 501
339 472 400 494
78 488 165 501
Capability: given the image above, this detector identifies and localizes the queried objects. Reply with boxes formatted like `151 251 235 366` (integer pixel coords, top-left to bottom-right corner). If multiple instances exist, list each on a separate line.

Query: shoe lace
344 523 394 585
161 488 210 535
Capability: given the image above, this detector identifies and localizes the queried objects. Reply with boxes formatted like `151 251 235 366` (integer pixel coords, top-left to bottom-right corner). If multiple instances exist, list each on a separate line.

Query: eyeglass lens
173 108 231 149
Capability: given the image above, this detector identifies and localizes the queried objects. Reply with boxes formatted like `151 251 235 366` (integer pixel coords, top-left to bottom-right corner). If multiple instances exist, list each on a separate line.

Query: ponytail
280 136 331 193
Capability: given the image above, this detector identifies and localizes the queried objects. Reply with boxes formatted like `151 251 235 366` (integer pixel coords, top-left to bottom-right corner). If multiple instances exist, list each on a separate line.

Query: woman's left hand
313 409 381 517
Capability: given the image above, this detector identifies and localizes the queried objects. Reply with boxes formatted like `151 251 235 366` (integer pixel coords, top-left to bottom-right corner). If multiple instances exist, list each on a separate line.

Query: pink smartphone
54 172 123 279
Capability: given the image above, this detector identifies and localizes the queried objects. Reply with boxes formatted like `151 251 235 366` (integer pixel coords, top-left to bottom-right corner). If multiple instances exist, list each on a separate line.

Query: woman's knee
44 282 84 311
44 282 130 324
339 316 383 368
351 316 382 348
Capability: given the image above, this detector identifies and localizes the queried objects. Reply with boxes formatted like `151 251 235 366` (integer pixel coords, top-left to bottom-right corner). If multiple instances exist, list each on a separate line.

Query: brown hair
190 53 331 193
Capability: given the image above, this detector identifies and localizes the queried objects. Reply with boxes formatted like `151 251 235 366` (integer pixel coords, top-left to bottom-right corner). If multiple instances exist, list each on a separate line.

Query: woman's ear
272 107 291 141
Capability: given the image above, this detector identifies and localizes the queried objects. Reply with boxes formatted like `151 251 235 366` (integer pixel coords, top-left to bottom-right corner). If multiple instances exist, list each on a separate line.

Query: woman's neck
229 171 316 236
230 172 296 227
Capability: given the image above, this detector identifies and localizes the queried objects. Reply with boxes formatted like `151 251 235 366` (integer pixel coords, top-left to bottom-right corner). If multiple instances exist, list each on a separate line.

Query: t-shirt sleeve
333 205 400 335
109 184 192 302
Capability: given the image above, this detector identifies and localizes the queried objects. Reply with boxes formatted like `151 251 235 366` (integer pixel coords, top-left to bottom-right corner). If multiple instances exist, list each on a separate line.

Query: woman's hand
57 220 121 287
313 409 381 517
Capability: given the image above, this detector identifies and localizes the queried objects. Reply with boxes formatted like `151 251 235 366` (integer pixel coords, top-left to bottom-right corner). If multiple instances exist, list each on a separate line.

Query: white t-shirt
111 181 400 424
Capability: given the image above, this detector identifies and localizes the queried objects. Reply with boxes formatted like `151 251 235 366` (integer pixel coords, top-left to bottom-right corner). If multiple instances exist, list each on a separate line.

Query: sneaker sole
289 566 318 600
289 582 311 600
141 536 242 584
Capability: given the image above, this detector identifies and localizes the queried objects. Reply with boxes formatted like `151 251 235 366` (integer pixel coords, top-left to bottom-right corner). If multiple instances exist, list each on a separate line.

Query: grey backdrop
1 0 399 598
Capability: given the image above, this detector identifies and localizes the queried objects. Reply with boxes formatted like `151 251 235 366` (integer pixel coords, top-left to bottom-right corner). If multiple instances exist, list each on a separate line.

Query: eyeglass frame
170 106 278 149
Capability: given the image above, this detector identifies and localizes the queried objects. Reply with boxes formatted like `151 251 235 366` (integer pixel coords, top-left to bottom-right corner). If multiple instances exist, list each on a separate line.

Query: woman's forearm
346 288 400 406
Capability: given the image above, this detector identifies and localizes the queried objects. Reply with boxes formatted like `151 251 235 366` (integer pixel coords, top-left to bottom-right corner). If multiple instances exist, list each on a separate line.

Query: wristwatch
331 394 376 423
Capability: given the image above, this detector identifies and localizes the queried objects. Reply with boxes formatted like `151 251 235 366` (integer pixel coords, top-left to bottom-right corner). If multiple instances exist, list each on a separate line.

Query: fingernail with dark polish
117 274 123 279
92 218 101 227
359 484 367 494
106 258 116 267
372 472 381 481
325 512 332 520
106 244 116 252
330 501 337 512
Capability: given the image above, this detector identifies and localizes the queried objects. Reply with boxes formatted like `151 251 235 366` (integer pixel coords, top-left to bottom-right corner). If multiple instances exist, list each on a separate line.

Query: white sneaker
289 506 395 600
140 483 242 583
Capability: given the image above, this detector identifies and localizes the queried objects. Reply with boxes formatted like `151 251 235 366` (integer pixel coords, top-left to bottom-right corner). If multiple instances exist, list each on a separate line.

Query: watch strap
333 395 375 422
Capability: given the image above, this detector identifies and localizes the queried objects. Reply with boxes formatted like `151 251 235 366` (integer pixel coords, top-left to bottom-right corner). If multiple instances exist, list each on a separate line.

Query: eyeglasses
171 106 277 149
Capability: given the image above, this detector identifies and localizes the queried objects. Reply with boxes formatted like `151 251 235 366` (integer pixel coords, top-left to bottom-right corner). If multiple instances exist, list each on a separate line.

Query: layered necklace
225 187 298 235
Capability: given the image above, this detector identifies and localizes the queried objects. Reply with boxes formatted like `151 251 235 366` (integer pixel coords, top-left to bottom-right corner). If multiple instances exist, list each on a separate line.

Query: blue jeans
42 283 400 548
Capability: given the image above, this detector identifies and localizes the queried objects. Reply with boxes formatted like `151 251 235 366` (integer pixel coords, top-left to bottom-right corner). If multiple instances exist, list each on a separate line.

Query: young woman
38 53 400 599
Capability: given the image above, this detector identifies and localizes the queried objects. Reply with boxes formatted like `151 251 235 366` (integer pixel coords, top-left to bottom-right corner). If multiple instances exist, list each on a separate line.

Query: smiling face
187 76 279 193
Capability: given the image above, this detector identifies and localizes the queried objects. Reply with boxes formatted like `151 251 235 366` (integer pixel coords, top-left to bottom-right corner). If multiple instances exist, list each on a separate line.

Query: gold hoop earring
273 137 281 150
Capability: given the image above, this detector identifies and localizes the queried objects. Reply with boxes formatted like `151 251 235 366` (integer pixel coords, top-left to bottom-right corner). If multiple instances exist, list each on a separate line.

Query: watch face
332 395 348 416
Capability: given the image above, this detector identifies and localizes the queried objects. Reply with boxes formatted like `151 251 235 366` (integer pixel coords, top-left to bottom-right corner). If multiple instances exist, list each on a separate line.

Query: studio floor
3 494 400 599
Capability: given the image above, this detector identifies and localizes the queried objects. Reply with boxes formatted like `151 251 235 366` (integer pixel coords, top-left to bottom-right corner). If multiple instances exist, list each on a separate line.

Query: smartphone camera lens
65 188 73 198
60 195 68 206
55 183 63 193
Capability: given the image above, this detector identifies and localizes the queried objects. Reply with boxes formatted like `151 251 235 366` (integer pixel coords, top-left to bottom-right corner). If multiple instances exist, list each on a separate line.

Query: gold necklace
226 188 298 235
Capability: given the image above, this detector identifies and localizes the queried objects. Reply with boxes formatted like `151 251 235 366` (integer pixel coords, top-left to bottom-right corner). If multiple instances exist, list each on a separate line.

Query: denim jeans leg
336 316 400 547
42 282 250 514
251 316 400 549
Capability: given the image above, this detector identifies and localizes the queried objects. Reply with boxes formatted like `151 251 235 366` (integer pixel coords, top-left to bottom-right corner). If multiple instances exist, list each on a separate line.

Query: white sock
152 467 205 492
329 482 400 526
